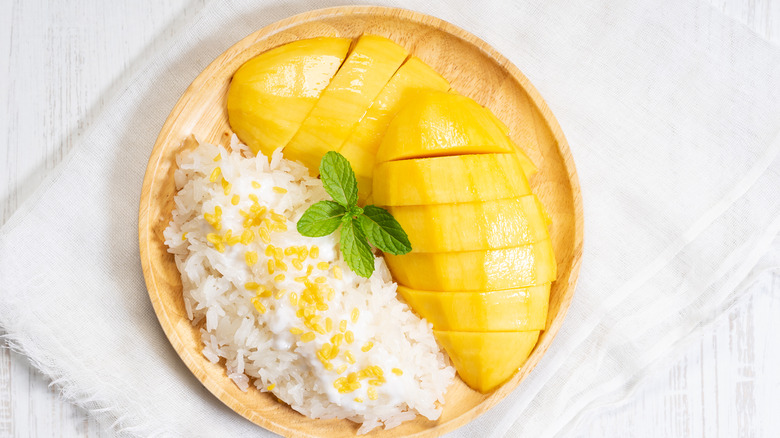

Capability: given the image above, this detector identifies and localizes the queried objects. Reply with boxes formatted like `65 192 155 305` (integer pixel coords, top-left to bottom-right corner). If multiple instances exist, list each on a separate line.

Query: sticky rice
163 136 454 433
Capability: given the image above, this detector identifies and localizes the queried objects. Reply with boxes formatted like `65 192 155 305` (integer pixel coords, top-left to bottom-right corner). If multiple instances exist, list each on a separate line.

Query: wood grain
138 6 582 437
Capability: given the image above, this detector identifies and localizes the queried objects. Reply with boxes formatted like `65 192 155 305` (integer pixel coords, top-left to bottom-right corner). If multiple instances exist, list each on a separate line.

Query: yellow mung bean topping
252 299 266 314
209 167 221 182
244 251 258 266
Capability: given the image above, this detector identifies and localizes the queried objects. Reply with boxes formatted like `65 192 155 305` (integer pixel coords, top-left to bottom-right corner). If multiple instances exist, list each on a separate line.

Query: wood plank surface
1 0 778 437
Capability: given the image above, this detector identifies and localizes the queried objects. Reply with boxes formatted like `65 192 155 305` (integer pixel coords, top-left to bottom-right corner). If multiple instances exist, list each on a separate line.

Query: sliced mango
372 153 531 206
338 145 376 205
283 35 409 173
227 37 351 157
339 57 451 200
537 196 553 227
375 91 514 163
434 331 540 392
385 239 556 291
483 108 538 178
390 195 549 252
398 284 549 331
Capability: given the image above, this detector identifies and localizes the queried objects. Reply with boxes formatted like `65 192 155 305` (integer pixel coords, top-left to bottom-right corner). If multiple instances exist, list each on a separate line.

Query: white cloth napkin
1 0 778 436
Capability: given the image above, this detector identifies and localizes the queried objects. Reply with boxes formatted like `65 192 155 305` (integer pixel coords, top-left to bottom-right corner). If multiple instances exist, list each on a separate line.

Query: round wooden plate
139 6 583 437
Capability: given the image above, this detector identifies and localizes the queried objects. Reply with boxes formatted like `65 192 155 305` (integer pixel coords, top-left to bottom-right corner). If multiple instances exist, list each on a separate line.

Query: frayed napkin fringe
0 332 167 438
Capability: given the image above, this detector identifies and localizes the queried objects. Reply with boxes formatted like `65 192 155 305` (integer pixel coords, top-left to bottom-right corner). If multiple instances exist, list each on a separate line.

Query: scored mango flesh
339 57 451 201
227 37 351 157
391 195 549 252
374 91 515 163
385 240 557 291
226 39 555 394
482 108 538 179
434 331 541 393
397 284 549 332
282 35 409 173
373 91 556 393
372 153 532 206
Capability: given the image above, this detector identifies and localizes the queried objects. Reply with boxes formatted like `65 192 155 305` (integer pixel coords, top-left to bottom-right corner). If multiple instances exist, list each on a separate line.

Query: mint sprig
296 151 412 278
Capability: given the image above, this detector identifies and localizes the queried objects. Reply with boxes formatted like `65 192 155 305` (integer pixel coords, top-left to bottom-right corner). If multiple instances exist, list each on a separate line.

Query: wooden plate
139 6 583 437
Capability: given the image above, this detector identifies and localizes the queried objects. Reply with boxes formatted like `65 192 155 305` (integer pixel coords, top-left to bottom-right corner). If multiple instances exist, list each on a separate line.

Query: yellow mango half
227 37 351 157
339 57 451 200
375 91 515 163
398 284 549 331
434 331 540 392
283 35 409 173
385 239 556 291
372 153 531 206
390 195 550 252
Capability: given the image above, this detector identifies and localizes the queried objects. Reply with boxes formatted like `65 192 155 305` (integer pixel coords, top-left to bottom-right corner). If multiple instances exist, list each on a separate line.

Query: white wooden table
1 1 778 436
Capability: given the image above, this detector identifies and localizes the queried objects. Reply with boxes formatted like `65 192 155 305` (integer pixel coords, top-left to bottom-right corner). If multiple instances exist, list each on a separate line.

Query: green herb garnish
297 152 411 278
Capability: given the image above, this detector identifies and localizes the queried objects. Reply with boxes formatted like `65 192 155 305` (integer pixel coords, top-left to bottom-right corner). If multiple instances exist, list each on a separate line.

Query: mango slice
434 331 540 392
283 35 409 173
227 37 351 157
385 239 556 291
390 195 550 252
339 57 451 200
483 108 538 178
372 153 531 206
398 284 549 331
375 91 515 163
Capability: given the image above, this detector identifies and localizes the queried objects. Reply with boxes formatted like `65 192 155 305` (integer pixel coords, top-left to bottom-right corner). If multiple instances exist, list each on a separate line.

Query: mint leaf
320 151 358 207
357 205 412 255
297 201 346 237
340 217 375 278
296 151 412 279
